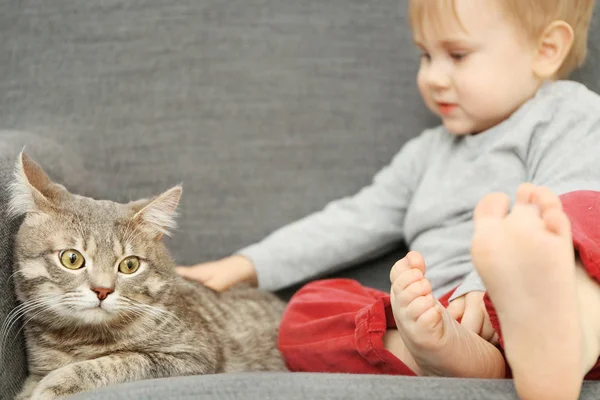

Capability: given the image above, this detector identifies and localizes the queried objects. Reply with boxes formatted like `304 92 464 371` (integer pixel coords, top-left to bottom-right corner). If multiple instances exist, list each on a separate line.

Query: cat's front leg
31 351 214 399
28 366 87 400
15 375 42 400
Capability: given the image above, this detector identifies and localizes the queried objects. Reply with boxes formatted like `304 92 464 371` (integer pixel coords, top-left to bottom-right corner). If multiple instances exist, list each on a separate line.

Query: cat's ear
8 151 64 218
131 185 182 239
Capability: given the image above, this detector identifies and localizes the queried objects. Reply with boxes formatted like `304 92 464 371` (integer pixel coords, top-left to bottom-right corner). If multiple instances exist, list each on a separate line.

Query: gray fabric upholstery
74 373 523 400
69 373 600 400
1 1 600 399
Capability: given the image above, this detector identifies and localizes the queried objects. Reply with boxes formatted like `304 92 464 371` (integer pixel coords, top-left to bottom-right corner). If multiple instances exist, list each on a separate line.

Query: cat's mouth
76 295 116 316
78 302 109 314
91 302 109 311
76 301 119 324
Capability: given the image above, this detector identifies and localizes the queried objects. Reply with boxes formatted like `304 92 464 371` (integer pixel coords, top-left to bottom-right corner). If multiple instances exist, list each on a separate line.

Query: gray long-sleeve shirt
238 80 600 299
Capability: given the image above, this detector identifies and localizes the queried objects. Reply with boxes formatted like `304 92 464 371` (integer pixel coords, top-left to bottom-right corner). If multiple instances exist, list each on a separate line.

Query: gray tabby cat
3 152 286 400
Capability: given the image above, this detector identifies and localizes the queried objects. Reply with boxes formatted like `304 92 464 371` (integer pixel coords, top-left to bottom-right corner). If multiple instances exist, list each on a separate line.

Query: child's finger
460 304 484 334
205 275 236 292
175 266 194 277
447 298 465 320
480 309 496 342
203 278 225 291
176 266 211 282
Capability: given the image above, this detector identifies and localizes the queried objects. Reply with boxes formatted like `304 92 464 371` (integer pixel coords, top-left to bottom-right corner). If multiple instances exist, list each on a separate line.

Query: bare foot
385 251 505 378
471 184 585 400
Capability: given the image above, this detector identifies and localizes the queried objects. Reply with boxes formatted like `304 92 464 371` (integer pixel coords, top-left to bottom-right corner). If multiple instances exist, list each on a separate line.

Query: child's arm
238 132 435 291
180 130 436 291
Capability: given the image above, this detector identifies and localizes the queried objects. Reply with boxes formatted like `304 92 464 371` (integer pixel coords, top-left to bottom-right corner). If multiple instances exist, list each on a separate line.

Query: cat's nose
92 287 114 301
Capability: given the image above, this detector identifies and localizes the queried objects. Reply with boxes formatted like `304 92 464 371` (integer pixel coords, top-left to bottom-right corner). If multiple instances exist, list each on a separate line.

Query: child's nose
425 63 451 89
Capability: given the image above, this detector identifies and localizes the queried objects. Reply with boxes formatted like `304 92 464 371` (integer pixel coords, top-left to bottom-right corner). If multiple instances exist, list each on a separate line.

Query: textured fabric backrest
1 1 599 264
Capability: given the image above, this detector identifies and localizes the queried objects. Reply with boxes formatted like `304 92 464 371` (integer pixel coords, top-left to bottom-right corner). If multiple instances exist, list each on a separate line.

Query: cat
2 152 287 400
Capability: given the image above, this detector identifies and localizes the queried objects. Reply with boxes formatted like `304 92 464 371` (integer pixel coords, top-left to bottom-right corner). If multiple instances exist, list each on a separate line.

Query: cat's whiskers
0 297 65 362
10 302 65 346
115 297 181 330
5 268 23 282
9 296 89 348
1 296 59 348
112 304 162 333
139 304 182 325
116 309 138 326
132 301 181 324
113 299 151 321
0 292 84 349
115 299 158 320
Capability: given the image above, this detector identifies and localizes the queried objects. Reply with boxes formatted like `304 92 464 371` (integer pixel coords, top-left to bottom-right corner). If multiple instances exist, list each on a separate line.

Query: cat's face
10 152 183 328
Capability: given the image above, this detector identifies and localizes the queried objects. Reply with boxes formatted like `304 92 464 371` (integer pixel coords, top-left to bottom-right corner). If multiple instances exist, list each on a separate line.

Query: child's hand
176 255 258 292
447 291 497 343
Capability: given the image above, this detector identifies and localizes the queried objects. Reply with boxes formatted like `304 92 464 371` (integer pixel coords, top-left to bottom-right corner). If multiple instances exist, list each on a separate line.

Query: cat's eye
59 249 85 270
119 256 140 274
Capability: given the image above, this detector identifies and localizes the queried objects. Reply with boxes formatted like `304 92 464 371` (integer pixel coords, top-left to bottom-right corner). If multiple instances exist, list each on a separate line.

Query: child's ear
532 20 574 79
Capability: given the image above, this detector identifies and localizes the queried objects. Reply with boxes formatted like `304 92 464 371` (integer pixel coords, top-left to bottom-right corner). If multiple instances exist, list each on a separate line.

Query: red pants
278 191 600 379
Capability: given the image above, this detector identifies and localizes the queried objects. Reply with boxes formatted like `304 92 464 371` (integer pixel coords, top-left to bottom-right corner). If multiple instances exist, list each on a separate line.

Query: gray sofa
1 1 599 399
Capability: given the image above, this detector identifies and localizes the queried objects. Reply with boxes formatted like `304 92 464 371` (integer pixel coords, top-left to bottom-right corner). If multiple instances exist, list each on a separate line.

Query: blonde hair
409 0 595 78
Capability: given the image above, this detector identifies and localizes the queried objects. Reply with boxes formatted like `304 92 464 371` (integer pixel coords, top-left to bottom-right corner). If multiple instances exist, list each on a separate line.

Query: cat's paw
29 387 60 400
31 371 83 400
14 393 32 400
15 376 40 400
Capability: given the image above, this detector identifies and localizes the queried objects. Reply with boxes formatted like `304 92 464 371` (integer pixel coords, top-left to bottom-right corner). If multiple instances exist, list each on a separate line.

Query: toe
515 183 537 205
406 294 436 321
473 192 510 222
405 278 432 298
392 274 429 307
416 303 443 333
391 270 425 302
390 255 411 283
542 208 572 238
531 186 563 214
471 194 510 274
406 251 427 275
391 251 426 282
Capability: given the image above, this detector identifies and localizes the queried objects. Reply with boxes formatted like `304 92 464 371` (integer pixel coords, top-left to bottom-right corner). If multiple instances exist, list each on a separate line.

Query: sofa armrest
0 131 88 400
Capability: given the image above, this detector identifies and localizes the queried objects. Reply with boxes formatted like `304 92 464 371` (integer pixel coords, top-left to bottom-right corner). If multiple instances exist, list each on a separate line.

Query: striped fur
4 154 286 400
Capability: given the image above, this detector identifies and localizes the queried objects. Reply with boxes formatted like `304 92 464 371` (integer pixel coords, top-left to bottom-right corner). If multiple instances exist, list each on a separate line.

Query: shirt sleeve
237 131 435 291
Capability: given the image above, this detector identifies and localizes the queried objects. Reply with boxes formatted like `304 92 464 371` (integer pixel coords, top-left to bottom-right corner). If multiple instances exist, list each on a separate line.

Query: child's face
414 0 543 135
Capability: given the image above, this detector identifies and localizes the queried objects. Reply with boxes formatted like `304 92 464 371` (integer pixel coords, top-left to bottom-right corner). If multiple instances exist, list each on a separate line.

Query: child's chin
444 123 476 136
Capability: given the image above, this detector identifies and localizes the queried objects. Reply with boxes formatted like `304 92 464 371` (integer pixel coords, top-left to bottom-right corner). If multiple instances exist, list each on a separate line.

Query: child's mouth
437 103 457 116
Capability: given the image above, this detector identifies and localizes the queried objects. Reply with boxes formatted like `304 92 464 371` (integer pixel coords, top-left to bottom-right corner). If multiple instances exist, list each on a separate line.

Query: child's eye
420 52 431 62
450 52 469 61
